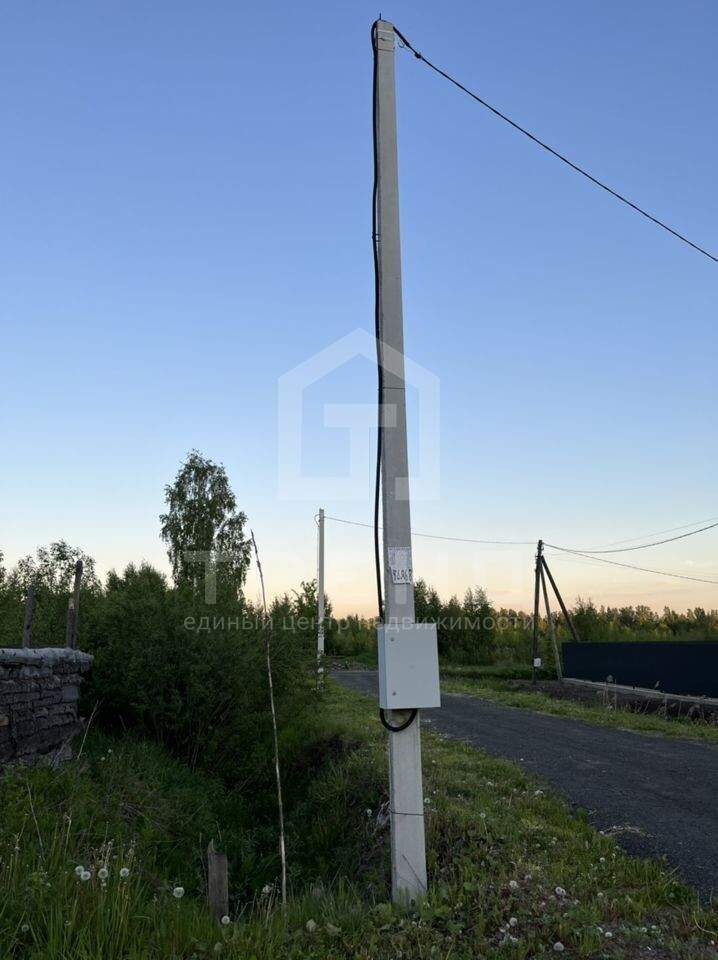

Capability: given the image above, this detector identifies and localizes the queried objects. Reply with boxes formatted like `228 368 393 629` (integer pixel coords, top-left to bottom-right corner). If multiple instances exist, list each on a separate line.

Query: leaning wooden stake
540 564 563 680
65 560 83 648
541 557 580 644
207 840 229 921
22 585 35 648
250 530 287 916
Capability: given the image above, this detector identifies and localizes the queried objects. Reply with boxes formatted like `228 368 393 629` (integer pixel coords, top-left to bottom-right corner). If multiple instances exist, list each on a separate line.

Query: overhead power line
546 519 718 555
324 514 533 546
544 548 718 586
392 25 717 264
585 515 718 549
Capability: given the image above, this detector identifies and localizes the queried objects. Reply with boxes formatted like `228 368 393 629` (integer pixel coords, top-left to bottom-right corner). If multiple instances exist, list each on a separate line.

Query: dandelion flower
74 866 84 877
221 915 231 926
172 886 184 899
306 919 317 933
98 867 109 880
119 867 130 879
80 870 91 882
553 942 565 953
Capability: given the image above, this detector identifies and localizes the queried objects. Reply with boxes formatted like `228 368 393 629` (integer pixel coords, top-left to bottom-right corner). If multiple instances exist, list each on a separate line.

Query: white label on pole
388 547 413 585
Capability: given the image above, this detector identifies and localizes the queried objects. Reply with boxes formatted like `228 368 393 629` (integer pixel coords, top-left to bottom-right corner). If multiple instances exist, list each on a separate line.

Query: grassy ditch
0 684 716 958
441 667 718 742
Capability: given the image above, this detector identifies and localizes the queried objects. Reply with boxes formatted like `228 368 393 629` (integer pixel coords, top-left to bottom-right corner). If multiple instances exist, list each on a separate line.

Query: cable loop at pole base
379 707 418 732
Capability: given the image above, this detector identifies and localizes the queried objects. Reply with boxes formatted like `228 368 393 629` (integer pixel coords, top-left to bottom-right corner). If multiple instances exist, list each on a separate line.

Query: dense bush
0 547 320 803
79 563 319 791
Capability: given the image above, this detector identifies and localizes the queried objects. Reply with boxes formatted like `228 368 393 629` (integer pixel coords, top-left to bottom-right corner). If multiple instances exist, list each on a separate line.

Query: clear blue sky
1 1 715 613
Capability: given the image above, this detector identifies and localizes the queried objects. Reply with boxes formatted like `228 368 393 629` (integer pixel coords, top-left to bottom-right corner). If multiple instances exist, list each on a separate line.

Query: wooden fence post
207 840 228 921
22 585 35 648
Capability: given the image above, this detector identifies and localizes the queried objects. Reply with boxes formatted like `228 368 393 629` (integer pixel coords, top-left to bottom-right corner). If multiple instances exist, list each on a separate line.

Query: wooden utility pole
374 19 428 905
22 585 35 648
317 508 325 680
531 540 543 684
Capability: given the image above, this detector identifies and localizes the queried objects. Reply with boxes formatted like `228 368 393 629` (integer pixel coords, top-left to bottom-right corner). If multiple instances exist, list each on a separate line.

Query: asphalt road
335 670 718 899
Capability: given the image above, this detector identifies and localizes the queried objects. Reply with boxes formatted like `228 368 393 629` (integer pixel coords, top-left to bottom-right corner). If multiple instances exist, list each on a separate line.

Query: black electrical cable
371 21 385 624
392 25 717 264
546 519 718 555
379 707 418 732
372 23 416 734
544 548 718 585
324 514 533 545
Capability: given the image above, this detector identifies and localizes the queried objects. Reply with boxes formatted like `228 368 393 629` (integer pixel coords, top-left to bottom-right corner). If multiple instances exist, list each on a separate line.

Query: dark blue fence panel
562 642 718 698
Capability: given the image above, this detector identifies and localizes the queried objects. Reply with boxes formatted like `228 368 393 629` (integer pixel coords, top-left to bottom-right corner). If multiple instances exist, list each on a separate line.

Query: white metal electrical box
377 622 441 710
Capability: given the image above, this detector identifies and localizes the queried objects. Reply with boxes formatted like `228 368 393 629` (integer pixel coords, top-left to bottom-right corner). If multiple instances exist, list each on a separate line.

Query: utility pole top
375 20 395 49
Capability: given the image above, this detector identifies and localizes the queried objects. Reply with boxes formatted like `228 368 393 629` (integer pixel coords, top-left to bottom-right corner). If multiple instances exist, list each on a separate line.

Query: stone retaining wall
0 648 93 766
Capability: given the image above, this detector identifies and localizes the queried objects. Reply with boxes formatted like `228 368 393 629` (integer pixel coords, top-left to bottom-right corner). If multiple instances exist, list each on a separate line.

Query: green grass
1 685 716 958
440 670 718 742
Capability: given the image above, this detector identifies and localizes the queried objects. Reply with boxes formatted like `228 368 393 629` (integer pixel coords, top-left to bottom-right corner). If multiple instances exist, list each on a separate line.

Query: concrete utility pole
532 540 543 684
22 585 35 648
374 19 428 904
317 508 325 678
65 560 83 649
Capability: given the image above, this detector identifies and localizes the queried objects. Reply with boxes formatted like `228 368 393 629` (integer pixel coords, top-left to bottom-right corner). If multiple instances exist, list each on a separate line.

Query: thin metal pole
542 557 580 643
531 540 542 684
374 19 427 905
317 508 325 681
540 563 562 680
22 585 35 648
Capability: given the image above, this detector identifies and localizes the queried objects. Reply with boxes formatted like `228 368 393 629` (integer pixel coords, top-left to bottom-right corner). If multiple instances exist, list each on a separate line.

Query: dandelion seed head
80 870 91 882
221 915 231 925
98 867 109 880
508 880 519 890
553 942 565 953
555 886 567 897
172 886 184 899
306 919 317 933
119 867 130 879
74 865 84 877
